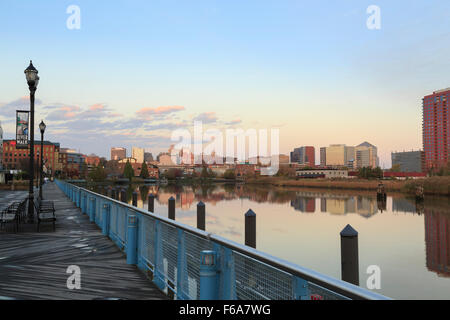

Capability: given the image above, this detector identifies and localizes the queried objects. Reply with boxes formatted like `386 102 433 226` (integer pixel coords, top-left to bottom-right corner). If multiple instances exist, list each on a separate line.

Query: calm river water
89 183 450 300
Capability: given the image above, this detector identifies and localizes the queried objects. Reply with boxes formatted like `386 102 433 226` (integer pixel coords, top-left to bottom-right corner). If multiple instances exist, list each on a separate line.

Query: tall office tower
111 147 126 161
290 146 315 166
144 152 154 163
391 151 424 172
132 147 145 163
423 88 450 170
355 142 378 169
325 144 347 166
320 147 327 166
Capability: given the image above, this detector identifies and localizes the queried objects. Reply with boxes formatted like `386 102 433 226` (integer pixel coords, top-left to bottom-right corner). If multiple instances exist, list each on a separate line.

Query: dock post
245 209 256 248
340 224 359 286
115 187 120 201
132 191 138 207
148 194 155 212
168 196 175 220
199 250 219 300
126 214 138 265
197 201 206 231
89 197 96 222
102 203 110 236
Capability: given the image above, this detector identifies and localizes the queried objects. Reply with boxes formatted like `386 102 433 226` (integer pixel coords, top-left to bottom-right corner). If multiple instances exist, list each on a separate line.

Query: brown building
3 139 62 176
111 147 126 161
85 154 101 166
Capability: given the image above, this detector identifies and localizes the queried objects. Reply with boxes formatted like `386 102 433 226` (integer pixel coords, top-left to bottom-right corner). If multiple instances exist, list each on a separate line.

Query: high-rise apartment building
111 147 126 161
423 88 450 170
0 121 3 170
132 147 145 163
290 146 315 166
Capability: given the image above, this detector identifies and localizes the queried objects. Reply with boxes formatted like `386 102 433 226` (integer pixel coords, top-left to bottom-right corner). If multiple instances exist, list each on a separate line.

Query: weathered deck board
0 182 167 300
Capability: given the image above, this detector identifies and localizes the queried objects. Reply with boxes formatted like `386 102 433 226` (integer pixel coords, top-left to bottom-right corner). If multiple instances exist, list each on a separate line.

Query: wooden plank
0 182 167 300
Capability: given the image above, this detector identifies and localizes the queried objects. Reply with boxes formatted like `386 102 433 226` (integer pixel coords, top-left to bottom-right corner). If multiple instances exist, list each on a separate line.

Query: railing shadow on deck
55 180 390 301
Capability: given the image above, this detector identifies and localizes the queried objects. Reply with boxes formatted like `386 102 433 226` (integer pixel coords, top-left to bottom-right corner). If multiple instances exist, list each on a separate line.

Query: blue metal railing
55 180 390 300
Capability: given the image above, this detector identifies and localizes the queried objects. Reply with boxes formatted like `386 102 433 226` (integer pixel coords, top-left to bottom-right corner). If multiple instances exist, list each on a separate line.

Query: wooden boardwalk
0 182 167 300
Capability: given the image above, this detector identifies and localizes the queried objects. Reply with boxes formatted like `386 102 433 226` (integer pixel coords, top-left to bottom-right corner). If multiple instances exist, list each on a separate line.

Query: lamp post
39 120 46 200
25 61 39 222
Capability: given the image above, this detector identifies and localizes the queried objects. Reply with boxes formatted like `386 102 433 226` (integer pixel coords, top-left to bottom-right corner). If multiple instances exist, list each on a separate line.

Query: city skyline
0 1 449 168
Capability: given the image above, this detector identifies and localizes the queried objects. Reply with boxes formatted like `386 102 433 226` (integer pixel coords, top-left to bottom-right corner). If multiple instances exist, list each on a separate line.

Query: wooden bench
34 197 56 232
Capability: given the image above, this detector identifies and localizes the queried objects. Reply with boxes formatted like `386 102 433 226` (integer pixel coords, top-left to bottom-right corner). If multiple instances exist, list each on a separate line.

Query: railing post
293 276 310 300
89 197 96 222
153 220 165 290
77 188 81 208
121 189 127 204
82 193 87 214
219 246 236 300
245 209 256 248
197 201 205 231
168 196 175 220
132 191 137 207
200 250 219 300
102 202 110 236
176 229 188 299
340 224 359 286
126 214 138 265
148 194 154 212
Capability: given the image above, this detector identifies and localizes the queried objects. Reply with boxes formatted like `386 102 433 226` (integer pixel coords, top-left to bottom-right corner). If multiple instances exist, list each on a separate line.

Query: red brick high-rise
423 88 450 170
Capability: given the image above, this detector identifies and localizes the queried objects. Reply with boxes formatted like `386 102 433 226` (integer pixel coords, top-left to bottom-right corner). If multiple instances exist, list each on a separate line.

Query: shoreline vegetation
4 176 449 197
245 176 450 197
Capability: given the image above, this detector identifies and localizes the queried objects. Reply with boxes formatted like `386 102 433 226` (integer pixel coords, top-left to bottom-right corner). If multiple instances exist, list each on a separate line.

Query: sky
0 0 449 167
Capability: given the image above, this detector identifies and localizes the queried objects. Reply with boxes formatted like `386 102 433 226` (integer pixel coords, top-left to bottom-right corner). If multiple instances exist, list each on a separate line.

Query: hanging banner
16 110 30 149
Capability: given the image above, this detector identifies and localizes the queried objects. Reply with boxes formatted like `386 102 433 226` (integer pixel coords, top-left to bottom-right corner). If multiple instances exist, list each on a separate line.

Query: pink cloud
136 105 185 118
89 103 105 111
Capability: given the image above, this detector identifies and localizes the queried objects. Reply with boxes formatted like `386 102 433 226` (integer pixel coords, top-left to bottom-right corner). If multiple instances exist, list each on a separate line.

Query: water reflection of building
356 196 377 218
425 208 450 277
392 198 417 214
290 197 315 213
290 192 377 217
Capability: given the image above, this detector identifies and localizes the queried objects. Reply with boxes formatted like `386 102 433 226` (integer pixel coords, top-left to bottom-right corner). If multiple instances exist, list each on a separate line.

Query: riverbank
245 176 450 197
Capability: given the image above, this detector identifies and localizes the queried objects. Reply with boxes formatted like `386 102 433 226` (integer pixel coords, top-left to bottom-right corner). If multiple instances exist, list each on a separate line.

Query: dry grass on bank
246 176 450 196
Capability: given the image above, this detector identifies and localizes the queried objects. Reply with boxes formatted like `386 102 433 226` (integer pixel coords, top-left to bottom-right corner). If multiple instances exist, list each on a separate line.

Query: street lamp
25 60 39 222
39 120 46 200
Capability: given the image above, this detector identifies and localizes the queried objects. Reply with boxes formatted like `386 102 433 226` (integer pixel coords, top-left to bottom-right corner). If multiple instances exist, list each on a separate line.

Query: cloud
0 96 42 116
193 112 217 124
136 106 185 119
224 119 242 126
46 105 81 120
